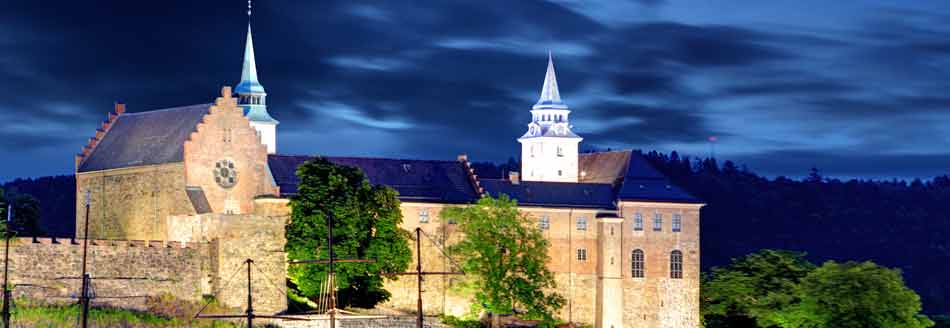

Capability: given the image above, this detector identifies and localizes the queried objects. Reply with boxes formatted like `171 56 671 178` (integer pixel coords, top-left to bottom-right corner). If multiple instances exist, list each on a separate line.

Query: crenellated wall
9 237 212 310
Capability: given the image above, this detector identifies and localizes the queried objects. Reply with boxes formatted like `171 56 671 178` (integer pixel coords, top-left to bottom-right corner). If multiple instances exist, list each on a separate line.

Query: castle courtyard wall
8 237 211 310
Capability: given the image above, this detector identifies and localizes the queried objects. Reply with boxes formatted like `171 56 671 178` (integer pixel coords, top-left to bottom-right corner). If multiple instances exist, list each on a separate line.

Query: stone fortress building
10 18 703 328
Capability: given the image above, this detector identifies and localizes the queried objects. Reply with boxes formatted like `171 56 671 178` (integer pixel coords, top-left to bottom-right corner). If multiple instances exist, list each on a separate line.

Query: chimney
457 153 468 162
509 171 520 185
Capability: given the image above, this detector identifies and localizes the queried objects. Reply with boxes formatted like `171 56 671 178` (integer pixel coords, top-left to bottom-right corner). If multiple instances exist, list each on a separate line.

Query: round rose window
214 159 238 188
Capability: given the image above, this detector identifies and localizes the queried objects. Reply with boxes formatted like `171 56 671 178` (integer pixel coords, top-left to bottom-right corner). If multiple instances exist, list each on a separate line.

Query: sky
3 0 950 181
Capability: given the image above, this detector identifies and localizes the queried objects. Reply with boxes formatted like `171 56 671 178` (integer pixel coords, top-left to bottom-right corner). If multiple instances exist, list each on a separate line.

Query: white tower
519 54 583 183
235 10 278 154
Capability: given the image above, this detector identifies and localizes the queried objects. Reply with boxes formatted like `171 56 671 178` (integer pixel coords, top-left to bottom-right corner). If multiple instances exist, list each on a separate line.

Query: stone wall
8 237 211 310
76 162 195 240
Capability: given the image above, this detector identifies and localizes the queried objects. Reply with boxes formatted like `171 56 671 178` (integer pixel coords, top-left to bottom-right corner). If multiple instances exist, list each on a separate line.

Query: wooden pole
416 227 423 328
2 204 11 328
246 259 254 328
80 191 91 328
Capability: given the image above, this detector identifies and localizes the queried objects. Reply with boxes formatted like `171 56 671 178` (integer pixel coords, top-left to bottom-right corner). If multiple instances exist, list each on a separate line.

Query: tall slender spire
234 0 278 154
235 24 265 94
534 52 566 109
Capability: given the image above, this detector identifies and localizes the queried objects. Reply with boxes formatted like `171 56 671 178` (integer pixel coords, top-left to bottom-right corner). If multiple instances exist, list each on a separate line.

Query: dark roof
267 154 480 204
78 104 211 172
579 150 631 184
579 150 701 204
617 153 701 203
480 180 616 209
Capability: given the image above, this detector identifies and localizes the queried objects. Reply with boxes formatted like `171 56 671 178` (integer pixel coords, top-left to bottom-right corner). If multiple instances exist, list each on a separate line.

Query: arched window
670 250 683 279
631 249 644 278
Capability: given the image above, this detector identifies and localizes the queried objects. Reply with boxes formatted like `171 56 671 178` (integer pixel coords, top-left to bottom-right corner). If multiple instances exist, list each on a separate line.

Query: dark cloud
2 1 950 181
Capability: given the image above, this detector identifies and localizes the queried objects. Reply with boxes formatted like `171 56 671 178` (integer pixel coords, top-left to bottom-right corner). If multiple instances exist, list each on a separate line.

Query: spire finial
247 0 252 17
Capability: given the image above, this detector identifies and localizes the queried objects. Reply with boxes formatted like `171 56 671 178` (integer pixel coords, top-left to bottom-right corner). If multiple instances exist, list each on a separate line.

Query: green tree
286 158 411 309
0 190 43 236
702 249 816 328
442 195 564 324
789 261 933 328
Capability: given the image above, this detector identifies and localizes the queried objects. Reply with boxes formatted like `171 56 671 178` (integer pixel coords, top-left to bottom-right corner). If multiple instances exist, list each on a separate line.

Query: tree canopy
442 195 564 324
703 249 933 328
286 158 411 309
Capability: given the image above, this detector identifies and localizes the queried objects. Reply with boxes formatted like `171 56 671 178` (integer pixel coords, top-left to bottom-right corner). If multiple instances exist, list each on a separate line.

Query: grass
10 297 244 328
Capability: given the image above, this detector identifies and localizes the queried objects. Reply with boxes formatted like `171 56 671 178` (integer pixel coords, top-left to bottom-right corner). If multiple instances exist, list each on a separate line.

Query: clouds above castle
3 0 950 180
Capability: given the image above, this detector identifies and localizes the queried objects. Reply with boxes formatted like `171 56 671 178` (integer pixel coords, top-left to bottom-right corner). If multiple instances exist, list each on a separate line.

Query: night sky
4 0 950 181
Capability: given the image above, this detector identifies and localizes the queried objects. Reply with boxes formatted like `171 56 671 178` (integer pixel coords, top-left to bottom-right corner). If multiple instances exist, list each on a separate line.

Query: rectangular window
576 217 587 231
672 214 682 232
653 213 662 231
539 216 550 230
576 248 587 261
419 209 430 223
633 213 643 231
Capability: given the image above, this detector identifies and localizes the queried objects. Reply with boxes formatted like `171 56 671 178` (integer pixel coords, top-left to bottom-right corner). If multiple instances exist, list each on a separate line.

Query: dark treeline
5 152 950 314
2 175 75 237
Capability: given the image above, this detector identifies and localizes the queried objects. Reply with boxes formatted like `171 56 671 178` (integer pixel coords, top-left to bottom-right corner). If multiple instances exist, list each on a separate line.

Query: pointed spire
534 52 567 109
235 24 265 94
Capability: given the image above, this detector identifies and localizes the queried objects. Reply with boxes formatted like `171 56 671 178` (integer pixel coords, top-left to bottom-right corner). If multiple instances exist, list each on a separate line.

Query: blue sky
3 0 950 181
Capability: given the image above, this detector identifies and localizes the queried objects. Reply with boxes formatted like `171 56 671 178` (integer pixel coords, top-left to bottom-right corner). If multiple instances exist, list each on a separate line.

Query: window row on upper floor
535 213 684 233
571 248 684 279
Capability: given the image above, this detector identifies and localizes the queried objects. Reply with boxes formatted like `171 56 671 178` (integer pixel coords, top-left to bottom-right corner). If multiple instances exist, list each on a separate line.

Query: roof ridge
122 103 213 116
270 153 462 163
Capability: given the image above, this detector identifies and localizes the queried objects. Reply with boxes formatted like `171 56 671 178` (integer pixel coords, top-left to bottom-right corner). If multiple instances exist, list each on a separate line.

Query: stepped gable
480 179 616 209
78 103 213 172
267 154 481 204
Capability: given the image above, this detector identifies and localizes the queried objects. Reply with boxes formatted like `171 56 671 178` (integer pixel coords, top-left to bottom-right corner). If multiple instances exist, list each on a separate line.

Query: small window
576 217 587 231
672 214 682 232
530 145 535 158
653 213 663 231
558 170 563 176
632 249 644 278
539 216 550 230
576 248 587 261
670 250 683 279
419 209 430 223
557 146 564 157
633 213 643 231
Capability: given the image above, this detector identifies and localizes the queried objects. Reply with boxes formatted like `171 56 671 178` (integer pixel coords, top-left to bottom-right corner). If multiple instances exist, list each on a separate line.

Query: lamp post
79 190 91 328
2 203 13 328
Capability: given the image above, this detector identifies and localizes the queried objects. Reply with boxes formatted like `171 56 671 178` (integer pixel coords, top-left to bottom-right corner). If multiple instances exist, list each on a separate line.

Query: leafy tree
286 158 411 309
789 261 933 328
702 249 816 328
0 190 43 236
442 195 564 324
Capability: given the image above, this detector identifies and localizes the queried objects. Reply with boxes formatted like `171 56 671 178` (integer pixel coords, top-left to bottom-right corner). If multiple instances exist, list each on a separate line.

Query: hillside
5 153 950 314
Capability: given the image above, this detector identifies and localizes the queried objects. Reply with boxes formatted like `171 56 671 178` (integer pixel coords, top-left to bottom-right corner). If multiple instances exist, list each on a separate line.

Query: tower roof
235 25 265 94
533 53 567 110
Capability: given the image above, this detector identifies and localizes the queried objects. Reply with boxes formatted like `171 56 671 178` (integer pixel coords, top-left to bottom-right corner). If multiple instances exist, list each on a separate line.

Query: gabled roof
481 180 616 209
579 150 701 204
267 154 481 204
78 104 211 172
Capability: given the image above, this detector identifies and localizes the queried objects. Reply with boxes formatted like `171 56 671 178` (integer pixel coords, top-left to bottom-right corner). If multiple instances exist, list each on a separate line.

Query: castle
13 19 702 328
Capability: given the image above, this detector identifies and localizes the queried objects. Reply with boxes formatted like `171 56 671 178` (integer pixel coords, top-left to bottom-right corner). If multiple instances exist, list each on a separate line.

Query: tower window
633 213 643 231
557 146 564 157
558 170 562 176
672 214 682 232
538 216 550 230
576 248 587 261
670 250 683 279
632 249 644 278
653 213 663 231
576 217 587 231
